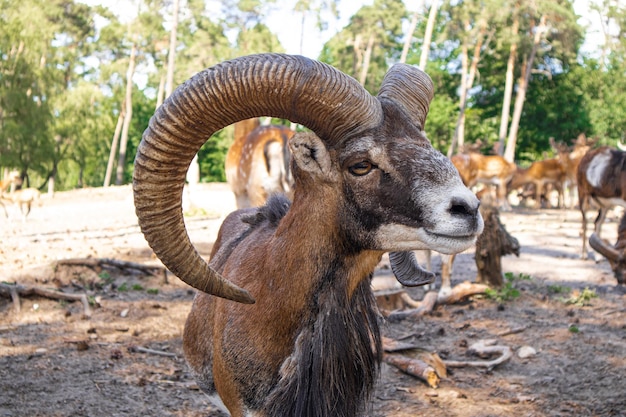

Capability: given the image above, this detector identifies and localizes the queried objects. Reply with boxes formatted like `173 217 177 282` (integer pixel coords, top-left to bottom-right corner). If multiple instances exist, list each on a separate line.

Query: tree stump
474 202 520 287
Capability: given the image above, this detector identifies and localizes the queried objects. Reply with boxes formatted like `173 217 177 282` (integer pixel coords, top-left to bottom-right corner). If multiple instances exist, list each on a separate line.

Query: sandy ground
1 184 625 417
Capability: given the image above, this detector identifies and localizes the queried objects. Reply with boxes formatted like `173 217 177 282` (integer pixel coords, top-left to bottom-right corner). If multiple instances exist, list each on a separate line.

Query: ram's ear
289 132 338 181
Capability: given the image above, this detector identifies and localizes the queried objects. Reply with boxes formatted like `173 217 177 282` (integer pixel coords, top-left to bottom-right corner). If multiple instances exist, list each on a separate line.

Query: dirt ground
1 183 625 417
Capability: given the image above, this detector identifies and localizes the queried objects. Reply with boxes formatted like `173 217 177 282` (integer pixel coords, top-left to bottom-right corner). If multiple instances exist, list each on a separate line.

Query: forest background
1 0 625 193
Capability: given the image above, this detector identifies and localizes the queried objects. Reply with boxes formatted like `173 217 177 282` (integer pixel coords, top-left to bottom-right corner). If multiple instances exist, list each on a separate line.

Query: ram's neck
263 276 382 417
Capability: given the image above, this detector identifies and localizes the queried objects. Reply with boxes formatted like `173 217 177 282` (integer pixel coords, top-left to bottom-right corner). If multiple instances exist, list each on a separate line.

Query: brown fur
225 119 295 208
451 152 516 211
183 119 480 416
577 146 626 259
508 158 566 208
134 55 484 417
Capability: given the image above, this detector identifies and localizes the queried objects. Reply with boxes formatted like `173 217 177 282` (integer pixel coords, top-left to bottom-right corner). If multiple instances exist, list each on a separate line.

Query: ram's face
329 119 483 255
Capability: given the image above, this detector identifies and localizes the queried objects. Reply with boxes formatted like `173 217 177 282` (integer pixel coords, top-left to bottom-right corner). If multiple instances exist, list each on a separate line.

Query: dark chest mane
263 274 382 417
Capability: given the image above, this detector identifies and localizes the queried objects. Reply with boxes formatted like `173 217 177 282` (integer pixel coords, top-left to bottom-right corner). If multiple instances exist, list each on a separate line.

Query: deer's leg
594 207 609 237
438 253 456 299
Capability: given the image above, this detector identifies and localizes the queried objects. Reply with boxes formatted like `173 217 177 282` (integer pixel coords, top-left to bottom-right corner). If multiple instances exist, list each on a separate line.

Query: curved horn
377 63 434 131
389 251 435 287
133 54 383 304
618 140 626 152
589 233 620 262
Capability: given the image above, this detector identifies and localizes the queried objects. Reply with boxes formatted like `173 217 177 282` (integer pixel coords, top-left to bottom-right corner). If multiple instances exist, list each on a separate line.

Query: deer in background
450 141 517 211
552 134 596 209
577 144 626 259
133 54 483 417
225 118 295 208
507 157 566 209
0 170 22 218
1 188 42 221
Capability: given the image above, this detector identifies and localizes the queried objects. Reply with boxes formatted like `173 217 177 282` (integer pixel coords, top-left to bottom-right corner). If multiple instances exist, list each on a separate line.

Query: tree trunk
419 0 439 69
165 0 179 99
503 15 546 163
475 201 520 287
156 72 165 110
448 41 469 158
358 33 375 86
104 109 124 187
497 9 519 156
448 23 490 157
115 42 137 185
400 7 421 64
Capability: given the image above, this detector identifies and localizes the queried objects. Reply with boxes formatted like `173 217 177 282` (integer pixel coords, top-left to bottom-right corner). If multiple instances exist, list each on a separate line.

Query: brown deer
577 145 626 259
225 118 295 208
133 53 483 417
551 134 596 208
0 170 22 218
450 142 517 211
507 158 566 209
1 188 41 221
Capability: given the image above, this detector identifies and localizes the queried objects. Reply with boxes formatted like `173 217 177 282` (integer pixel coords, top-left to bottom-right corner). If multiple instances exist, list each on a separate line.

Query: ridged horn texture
389 251 435 287
589 233 620 261
133 53 384 304
377 63 434 131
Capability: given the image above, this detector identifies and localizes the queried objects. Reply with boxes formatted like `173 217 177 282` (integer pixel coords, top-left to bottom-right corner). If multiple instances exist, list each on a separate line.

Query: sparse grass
562 287 598 307
547 284 570 294
146 288 159 295
183 206 210 217
99 271 113 286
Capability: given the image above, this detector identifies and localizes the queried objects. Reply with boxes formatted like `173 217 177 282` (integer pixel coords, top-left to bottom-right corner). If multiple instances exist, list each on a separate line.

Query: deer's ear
289 132 337 181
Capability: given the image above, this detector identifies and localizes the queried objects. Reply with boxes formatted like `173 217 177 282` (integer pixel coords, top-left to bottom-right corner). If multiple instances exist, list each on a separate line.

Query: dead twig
497 325 529 337
387 291 438 321
128 345 178 358
0 282 92 317
437 281 489 305
444 339 512 370
56 257 167 282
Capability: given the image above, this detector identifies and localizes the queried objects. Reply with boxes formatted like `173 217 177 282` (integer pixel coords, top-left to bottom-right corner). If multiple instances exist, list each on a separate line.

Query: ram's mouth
418 228 479 254
424 229 477 240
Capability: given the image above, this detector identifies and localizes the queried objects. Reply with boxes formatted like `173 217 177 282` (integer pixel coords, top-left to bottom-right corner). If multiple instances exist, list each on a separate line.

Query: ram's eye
349 161 373 176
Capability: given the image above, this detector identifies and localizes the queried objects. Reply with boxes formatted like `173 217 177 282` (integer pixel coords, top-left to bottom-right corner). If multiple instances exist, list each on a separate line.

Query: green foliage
485 272 531 303
547 284 569 294
198 127 232 183
146 288 159 295
319 0 407 93
1 0 626 192
99 271 114 286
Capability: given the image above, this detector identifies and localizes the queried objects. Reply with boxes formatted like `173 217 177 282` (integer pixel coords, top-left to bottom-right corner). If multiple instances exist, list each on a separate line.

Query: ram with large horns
133 54 483 417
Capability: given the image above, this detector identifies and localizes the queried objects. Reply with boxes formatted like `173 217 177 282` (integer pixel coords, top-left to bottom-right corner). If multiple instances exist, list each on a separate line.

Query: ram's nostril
449 197 479 218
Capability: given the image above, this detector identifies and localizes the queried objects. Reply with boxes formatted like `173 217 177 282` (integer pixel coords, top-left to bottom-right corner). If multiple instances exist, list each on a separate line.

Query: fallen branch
437 281 489 305
383 354 440 388
382 337 447 387
497 325 528 337
387 291 438 321
128 345 178 358
444 339 512 370
56 257 167 282
0 282 92 317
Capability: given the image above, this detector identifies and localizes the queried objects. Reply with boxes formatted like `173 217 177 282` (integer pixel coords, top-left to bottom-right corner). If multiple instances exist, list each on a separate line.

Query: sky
81 0 608 60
